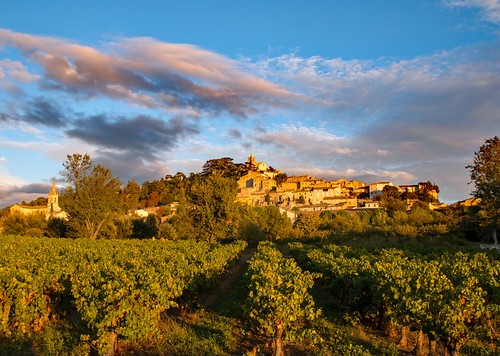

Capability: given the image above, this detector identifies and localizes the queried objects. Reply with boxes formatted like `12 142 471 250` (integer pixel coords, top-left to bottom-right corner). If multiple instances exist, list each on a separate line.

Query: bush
1 212 47 237
158 222 178 240
421 223 449 236
238 221 266 244
392 210 408 225
392 224 419 237
46 217 67 238
408 207 434 226
131 214 159 239
371 209 389 226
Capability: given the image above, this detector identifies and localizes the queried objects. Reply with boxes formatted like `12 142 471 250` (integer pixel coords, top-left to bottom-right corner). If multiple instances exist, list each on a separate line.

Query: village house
369 181 393 200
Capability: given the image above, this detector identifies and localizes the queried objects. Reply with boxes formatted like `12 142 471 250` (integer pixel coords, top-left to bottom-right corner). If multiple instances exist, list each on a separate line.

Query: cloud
0 96 69 128
228 128 242 139
445 0 500 24
0 29 307 119
21 97 68 127
285 167 415 183
66 114 198 158
0 59 40 83
0 183 52 208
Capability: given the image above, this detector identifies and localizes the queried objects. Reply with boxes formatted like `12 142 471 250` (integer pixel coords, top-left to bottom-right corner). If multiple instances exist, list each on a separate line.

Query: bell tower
246 149 257 170
47 179 61 213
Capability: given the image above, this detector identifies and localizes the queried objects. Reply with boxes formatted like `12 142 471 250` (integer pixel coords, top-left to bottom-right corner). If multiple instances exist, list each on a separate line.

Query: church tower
47 179 61 213
246 149 257 170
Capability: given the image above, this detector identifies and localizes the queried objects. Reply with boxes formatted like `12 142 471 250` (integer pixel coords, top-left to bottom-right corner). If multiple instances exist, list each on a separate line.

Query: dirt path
199 246 256 309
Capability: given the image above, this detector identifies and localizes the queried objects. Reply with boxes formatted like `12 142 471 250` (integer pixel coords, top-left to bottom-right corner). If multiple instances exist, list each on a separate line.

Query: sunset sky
1 0 500 207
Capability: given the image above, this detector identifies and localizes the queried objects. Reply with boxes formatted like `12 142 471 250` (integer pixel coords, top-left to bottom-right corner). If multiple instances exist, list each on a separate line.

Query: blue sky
1 0 500 206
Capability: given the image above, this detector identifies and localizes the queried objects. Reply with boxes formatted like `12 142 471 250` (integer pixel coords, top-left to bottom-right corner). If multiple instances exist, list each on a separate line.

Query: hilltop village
6 151 446 224
236 151 443 217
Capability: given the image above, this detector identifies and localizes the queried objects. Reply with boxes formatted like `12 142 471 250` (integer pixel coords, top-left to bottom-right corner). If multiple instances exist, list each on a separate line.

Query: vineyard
0 236 247 355
0 235 499 355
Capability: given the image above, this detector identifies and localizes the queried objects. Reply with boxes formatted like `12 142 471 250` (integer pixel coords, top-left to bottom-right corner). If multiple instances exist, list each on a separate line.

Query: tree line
1 136 499 244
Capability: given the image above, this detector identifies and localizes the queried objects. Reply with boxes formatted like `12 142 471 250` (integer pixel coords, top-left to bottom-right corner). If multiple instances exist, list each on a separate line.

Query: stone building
10 179 68 220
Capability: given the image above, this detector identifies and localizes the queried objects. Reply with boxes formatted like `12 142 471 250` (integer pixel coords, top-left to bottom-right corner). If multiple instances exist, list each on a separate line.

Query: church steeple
47 179 60 213
247 149 257 170
50 179 57 196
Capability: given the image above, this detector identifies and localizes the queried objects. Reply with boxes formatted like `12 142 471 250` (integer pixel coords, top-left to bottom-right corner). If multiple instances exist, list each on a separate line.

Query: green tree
122 180 141 211
200 157 247 179
381 196 406 216
382 185 401 199
274 173 288 187
190 172 238 241
1 212 47 237
467 136 500 244
61 153 123 239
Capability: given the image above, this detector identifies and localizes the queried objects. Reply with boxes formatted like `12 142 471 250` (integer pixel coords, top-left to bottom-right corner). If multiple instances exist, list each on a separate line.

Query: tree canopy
200 157 248 180
61 153 123 239
467 136 500 243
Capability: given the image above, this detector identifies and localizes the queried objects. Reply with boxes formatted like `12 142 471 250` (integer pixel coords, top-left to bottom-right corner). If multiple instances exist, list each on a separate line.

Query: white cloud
446 0 500 24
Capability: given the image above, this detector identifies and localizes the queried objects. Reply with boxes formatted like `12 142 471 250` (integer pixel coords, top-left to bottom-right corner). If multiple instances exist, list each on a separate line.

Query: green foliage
408 206 434 226
0 235 247 354
200 157 247 180
61 153 123 239
131 214 159 239
190 172 238 241
467 136 500 242
46 217 67 238
1 212 47 238
382 185 401 199
370 209 389 226
157 222 178 240
245 242 321 354
381 197 406 216
255 206 293 239
289 243 500 355
295 214 322 237
274 173 288 187
24 196 49 207
122 180 141 211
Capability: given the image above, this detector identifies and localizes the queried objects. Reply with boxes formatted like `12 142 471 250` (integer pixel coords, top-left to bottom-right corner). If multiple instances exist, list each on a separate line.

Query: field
0 235 499 356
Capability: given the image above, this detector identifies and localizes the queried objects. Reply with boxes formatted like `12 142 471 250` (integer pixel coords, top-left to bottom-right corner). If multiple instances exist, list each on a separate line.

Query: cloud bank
1 28 499 204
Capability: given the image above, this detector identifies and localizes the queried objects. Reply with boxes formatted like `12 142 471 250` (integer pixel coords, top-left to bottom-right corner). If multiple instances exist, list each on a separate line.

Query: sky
1 0 500 207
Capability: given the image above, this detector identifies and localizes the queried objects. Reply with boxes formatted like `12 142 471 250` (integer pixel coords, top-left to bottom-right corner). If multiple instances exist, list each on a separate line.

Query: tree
1 212 47 237
61 154 122 239
274 173 288 187
382 185 401 199
122 180 141 211
467 136 500 244
200 157 247 180
190 172 238 241
381 196 405 216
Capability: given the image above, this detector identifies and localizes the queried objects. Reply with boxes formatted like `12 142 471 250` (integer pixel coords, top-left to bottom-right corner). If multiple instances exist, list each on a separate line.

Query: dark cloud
91 151 167 184
0 183 52 207
66 114 198 159
22 97 67 127
228 128 242 139
0 96 68 128
10 182 52 194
